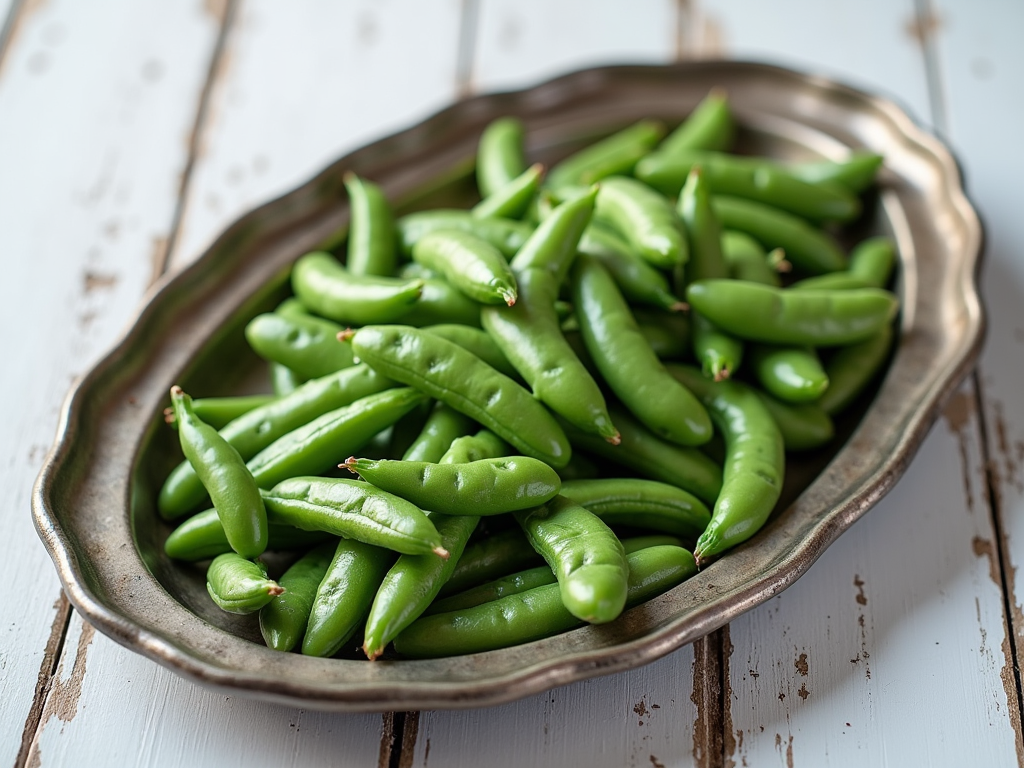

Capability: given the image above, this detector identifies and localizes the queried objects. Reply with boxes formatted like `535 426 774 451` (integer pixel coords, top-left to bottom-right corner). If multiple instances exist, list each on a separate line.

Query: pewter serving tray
33 62 983 711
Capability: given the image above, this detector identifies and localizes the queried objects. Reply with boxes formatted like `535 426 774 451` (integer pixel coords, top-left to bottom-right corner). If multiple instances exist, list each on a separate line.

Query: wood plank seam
12 593 72 768
454 0 480 98
153 0 241 278
970 375 1024 764
691 629 726 768
914 0 1024 758
12 4 240 759
0 0 25 72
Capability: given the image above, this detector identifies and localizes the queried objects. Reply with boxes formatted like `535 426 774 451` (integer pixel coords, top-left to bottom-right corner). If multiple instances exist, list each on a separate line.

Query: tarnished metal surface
32 62 983 711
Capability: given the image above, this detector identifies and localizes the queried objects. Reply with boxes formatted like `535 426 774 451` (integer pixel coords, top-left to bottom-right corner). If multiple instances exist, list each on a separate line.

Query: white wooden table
3 1 1022 765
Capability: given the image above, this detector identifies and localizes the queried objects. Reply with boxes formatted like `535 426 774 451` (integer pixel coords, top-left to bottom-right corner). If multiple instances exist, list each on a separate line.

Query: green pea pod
170 387 268 559
361 434 506 659
560 478 711 539
350 325 571 468
244 312 355 379
750 345 830 403
428 535 683 616
849 236 896 288
483 266 618 444
819 324 895 416
711 196 847 275
301 540 395 658
398 277 482 328
440 430 510 464
439 528 543 598
667 365 785 566
560 407 723 506
516 494 628 624
594 176 687 269
686 279 899 346
344 173 397 277
721 230 780 286
169 394 275 431
411 229 518 306
401 403 477 462
477 117 526 198
259 543 336 651
578 223 684 311
274 296 310 319
394 545 696 658
423 324 519 379
754 391 835 451
636 150 860 223
679 167 743 381
398 210 534 257
271 363 303 396
510 186 597 281
246 387 428 490
164 507 332 561
262 476 447 557
206 553 282 614
344 456 561 516
291 251 423 324
473 163 543 220
158 365 396 519
659 90 735 155
546 119 665 189
572 255 712 446
789 151 883 194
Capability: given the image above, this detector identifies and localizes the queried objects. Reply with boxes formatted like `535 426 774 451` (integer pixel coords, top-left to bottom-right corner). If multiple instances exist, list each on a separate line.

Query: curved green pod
477 117 526 198
560 478 711 539
164 507 332 561
659 90 736 155
750 345 830 403
170 387 267 559
393 545 697 658
291 251 423 324
344 173 397 277
260 543 335 652
546 119 665 189
594 176 687 269
246 387 428 490
397 210 534 257
667 365 785 566
158 364 395 519
245 312 355 379
473 163 543 220
262 476 446 557
345 456 561 516
516 494 628 624
206 554 282 615
711 196 847 275
686 279 898 346
411 229 518 306
301 540 395 658
351 325 571 468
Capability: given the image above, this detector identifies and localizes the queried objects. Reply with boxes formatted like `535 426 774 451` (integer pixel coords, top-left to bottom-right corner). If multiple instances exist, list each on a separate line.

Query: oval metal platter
32 61 983 711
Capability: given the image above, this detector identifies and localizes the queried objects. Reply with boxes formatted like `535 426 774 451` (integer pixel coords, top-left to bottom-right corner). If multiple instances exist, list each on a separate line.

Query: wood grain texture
168 0 465 271
0 1 221 764
704 0 1021 764
471 0 678 92
26 1 468 764
27 618 386 768
934 0 1024 760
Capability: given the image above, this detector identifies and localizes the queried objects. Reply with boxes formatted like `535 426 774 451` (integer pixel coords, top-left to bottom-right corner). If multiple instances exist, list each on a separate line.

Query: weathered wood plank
168 0 465 270
702 0 1021 764
0 1 223 764
29 1 466 764
27 618 387 768
472 0 678 92
933 0 1024 759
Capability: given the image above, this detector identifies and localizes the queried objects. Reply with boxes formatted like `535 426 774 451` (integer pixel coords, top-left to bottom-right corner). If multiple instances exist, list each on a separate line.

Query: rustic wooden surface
3 1 1022 766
